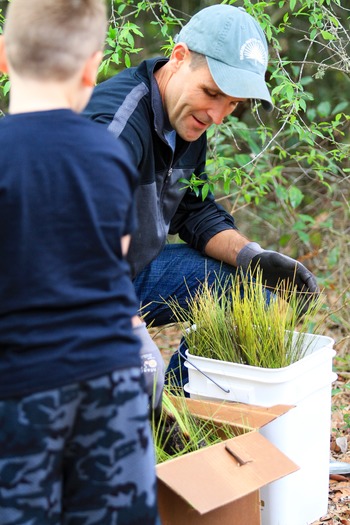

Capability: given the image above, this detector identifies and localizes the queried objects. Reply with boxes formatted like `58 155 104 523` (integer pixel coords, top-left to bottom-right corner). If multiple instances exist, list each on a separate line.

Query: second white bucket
184 331 336 525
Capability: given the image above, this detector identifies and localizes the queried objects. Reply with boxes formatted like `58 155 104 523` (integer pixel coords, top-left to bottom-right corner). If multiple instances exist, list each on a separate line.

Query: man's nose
207 103 233 125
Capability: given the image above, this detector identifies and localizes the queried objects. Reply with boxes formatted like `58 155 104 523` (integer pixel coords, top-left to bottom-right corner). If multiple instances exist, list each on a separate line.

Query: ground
149 323 350 525
323 365 350 525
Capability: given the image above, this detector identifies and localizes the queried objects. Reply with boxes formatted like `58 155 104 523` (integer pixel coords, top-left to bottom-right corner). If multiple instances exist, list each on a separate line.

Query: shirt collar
151 61 174 137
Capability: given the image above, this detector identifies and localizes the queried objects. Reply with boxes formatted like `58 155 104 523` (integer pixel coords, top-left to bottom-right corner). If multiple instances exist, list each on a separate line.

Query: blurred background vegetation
0 0 349 353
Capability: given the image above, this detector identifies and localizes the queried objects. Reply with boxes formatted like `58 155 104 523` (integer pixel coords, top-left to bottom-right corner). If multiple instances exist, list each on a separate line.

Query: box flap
156 431 299 515
167 395 294 431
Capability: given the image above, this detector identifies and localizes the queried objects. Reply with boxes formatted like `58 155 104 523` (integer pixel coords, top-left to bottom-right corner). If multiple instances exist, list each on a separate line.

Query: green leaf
3 80 10 96
124 53 131 68
332 101 348 115
298 98 307 112
201 183 209 201
288 186 304 208
321 30 336 41
117 4 127 15
317 101 331 117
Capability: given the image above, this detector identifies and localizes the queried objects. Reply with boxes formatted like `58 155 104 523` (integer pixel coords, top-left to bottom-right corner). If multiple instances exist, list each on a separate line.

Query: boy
0 1 159 523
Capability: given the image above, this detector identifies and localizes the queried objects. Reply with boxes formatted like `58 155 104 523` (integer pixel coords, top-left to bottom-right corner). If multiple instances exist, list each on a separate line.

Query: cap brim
207 57 273 112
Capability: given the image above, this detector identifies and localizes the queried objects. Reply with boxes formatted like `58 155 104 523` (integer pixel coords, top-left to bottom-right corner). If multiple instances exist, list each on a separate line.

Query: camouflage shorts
0 368 159 525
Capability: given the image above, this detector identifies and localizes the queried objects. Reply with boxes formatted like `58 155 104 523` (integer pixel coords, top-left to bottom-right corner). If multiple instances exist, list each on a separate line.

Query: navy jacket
84 57 237 278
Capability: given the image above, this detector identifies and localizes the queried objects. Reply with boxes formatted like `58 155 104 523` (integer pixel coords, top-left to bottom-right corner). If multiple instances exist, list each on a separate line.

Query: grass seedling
152 389 239 464
167 268 324 369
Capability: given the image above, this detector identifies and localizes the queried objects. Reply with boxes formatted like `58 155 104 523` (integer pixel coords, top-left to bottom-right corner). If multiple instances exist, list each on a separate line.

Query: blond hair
4 0 107 81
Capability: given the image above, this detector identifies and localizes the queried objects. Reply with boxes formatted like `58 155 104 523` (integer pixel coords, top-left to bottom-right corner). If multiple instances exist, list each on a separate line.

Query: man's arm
204 229 250 266
205 230 319 314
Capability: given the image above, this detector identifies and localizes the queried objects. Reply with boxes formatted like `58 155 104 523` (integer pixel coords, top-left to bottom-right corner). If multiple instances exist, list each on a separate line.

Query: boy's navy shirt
0 109 141 398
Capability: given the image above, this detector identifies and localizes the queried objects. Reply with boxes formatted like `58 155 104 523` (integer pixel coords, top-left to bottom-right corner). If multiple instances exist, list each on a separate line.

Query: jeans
133 243 240 390
133 243 238 326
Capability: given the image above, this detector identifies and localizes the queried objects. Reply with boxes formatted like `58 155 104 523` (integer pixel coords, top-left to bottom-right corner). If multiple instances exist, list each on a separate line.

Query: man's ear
0 36 9 74
82 50 103 87
169 42 190 71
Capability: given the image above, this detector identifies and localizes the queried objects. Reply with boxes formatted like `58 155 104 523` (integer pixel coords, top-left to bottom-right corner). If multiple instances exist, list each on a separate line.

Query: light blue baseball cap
175 4 273 111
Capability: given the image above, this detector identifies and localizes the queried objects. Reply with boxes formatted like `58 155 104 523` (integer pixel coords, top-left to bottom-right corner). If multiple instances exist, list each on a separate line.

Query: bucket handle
178 341 230 394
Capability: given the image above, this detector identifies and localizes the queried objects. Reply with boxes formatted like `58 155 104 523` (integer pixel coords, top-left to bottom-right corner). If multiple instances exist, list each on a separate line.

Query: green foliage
101 0 184 76
0 0 349 291
205 0 350 263
101 22 144 73
171 0 349 263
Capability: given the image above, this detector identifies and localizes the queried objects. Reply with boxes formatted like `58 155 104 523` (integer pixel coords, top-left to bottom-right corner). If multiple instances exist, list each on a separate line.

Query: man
84 4 319 391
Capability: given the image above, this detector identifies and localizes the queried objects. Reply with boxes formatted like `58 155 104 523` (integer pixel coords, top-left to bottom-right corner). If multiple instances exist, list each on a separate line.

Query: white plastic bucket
184 331 336 525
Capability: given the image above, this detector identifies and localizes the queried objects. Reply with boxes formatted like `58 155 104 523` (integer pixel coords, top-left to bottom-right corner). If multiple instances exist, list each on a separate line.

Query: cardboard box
156 398 299 525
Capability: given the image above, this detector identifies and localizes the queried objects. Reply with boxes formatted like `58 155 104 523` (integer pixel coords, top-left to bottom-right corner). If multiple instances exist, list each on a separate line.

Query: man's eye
205 90 218 98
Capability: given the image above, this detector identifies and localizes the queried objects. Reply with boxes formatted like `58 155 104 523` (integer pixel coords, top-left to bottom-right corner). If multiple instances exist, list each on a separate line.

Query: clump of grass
167 269 324 369
153 390 238 464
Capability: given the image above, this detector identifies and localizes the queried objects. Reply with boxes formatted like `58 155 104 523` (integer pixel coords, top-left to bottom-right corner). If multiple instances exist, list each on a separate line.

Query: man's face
162 47 246 142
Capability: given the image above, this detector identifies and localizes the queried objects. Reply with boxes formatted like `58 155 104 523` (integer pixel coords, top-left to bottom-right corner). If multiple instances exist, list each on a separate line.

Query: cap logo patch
240 38 267 67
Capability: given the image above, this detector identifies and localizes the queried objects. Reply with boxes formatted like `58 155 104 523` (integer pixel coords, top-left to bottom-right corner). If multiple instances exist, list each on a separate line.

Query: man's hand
237 242 319 314
133 322 165 415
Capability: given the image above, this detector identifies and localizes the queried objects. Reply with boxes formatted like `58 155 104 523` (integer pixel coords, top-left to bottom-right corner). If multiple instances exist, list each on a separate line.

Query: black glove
133 323 165 415
237 242 319 314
